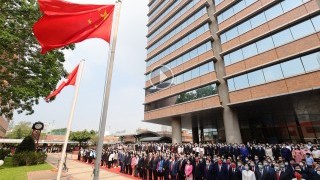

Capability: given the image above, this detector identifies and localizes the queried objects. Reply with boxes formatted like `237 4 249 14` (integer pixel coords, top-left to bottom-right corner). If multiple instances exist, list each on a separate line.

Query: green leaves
69 130 97 147
0 0 74 119
6 121 32 139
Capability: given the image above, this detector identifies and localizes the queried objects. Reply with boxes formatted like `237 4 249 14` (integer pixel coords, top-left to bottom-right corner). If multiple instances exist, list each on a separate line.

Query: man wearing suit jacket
138 154 145 179
170 157 178 180
163 155 170 180
142 154 149 180
255 162 270 180
193 157 204 180
276 164 291 180
204 159 214 180
214 160 228 180
228 162 242 180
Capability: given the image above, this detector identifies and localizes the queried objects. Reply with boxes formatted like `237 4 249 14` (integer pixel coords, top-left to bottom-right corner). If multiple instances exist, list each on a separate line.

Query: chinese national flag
45 65 79 101
33 0 115 54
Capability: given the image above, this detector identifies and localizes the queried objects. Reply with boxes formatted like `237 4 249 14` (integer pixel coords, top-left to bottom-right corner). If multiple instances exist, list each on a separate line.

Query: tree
6 121 32 139
0 0 74 119
16 135 35 153
69 130 96 147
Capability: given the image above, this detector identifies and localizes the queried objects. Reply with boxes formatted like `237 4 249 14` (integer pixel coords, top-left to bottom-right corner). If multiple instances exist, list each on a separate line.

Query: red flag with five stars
33 0 115 54
45 64 79 101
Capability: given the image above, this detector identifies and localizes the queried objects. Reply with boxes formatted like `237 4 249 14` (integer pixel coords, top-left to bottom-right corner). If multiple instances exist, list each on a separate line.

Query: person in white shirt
311 147 320 160
242 164 256 180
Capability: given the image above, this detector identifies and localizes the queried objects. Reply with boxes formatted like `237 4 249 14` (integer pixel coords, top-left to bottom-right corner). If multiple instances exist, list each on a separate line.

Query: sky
12 0 163 134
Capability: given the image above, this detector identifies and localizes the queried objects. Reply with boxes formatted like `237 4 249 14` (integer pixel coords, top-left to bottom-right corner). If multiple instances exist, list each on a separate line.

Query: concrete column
171 117 182 144
200 127 204 143
207 0 242 143
192 127 199 143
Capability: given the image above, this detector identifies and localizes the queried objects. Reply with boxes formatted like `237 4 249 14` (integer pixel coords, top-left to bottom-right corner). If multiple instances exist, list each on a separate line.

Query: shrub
0 149 10 160
16 136 35 153
12 151 47 166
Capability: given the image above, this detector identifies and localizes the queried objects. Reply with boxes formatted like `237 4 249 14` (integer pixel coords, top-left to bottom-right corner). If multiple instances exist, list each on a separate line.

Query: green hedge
0 149 10 160
12 151 47 166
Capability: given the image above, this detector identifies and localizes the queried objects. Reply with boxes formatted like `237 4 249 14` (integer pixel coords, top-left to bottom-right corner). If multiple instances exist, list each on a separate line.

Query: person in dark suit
228 162 241 180
310 167 320 180
280 145 291 162
256 146 266 162
273 145 281 161
193 157 204 180
169 156 177 180
285 159 295 179
204 159 214 180
273 163 289 180
255 162 270 180
247 145 256 160
152 154 158 180
143 154 149 180
138 154 145 179
214 160 228 180
299 161 311 180
147 154 153 180
163 155 170 180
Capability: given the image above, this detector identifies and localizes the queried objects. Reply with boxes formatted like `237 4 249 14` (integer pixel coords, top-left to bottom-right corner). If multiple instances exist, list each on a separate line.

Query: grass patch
0 157 53 180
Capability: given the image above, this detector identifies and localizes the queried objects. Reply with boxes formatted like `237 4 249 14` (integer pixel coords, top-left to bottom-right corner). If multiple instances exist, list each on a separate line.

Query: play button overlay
149 65 174 90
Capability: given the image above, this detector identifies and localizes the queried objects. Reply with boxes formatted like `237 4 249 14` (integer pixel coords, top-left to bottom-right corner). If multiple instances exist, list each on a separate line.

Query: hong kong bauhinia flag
33 0 115 54
45 65 79 101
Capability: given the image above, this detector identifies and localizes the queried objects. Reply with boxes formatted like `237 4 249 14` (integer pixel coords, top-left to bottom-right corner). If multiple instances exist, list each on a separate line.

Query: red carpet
74 160 138 179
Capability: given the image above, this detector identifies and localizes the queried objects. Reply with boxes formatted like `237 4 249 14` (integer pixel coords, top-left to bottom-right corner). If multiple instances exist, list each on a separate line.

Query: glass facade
147 7 207 53
146 61 215 95
224 15 320 66
145 84 217 111
227 51 320 91
148 0 169 20
147 23 210 67
221 0 311 43
217 0 258 24
146 41 212 82
148 0 201 40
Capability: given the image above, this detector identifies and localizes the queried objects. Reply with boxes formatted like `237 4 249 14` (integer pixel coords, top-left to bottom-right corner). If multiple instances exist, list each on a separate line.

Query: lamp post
31 121 44 149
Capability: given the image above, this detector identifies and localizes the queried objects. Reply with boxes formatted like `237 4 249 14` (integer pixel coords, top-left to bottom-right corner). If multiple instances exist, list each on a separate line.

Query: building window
256 37 275 53
229 50 244 64
146 61 214 95
227 79 236 91
220 0 310 44
145 84 217 111
242 43 258 59
146 23 210 67
227 51 320 92
224 15 320 66
264 4 284 21
234 74 249 90
272 29 294 47
247 70 265 86
280 0 303 12
217 0 258 23
263 64 284 82
290 20 316 40
301 52 320 72
280 58 305 78
191 67 200 79
311 16 320 32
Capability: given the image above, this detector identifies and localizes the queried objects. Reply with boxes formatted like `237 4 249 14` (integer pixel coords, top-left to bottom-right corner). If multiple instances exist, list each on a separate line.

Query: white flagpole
93 1 122 179
57 60 85 180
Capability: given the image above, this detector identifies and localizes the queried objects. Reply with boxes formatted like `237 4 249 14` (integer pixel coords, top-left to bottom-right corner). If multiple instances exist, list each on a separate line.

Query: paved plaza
27 153 132 180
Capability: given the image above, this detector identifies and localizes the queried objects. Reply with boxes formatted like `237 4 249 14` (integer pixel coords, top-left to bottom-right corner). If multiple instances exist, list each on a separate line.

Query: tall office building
144 0 320 143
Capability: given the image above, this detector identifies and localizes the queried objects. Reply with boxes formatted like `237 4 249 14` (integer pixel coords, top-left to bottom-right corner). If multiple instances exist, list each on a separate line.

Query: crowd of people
77 142 320 180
